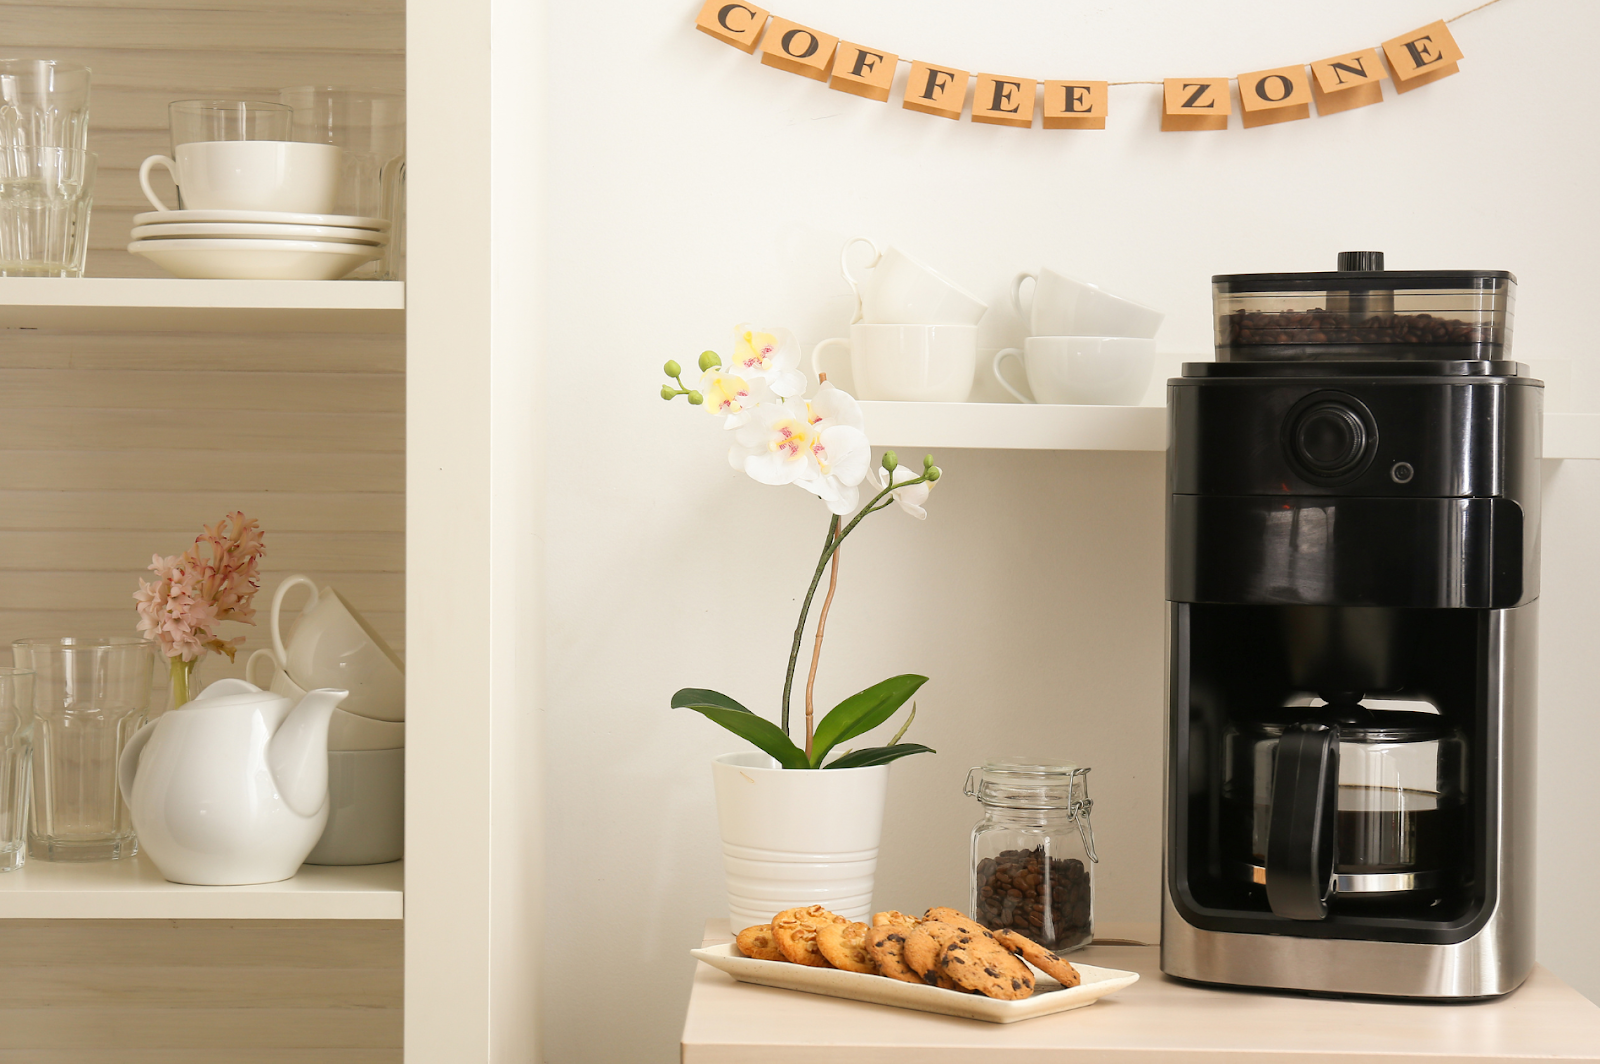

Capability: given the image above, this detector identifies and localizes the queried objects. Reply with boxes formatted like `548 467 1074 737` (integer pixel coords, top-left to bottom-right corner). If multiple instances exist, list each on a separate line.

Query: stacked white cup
811 237 989 402
995 267 1165 406
246 575 403 866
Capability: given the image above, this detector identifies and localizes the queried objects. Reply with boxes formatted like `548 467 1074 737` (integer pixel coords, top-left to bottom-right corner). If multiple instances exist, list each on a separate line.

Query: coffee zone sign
694 1 1476 131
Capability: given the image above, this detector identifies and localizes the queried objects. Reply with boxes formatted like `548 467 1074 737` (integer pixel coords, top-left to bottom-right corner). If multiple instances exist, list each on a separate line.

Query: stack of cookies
734 905 1080 1001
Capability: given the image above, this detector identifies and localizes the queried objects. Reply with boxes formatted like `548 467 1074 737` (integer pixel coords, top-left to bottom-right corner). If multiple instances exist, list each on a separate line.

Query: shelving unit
0 854 403 919
860 401 1600 460
0 278 405 332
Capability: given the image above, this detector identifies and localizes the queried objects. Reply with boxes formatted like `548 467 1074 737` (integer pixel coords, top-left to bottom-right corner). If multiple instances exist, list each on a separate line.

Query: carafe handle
1265 722 1339 921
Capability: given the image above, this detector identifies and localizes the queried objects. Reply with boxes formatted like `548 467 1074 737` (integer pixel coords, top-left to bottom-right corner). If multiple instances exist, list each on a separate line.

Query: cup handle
245 647 277 690
811 337 850 386
840 236 882 325
993 348 1034 404
138 155 178 212
1010 271 1038 325
270 575 320 670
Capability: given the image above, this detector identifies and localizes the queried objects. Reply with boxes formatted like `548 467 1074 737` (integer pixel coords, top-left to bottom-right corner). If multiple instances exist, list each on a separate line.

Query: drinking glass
0 146 96 277
0 59 91 151
13 637 152 862
168 99 293 152
279 87 404 276
0 669 34 873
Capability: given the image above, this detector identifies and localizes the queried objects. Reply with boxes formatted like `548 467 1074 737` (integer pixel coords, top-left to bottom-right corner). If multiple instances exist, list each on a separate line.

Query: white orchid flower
699 369 775 429
802 380 864 433
730 398 822 485
797 422 872 515
730 324 805 398
869 463 933 520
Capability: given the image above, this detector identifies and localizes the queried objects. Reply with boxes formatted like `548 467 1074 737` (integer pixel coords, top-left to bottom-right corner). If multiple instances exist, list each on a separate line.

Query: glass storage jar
965 757 1097 952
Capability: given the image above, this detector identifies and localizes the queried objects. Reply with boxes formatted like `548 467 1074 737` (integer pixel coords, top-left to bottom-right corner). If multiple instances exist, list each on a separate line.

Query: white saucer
129 237 383 281
133 209 390 231
132 221 388 246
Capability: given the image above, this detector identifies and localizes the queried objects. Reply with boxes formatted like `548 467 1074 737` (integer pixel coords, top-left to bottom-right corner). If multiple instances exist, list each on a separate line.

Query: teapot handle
270 575 320 669
118 719 159 810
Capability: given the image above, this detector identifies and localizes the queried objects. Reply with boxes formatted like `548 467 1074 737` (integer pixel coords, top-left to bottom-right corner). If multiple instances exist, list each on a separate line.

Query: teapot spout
267 688 347 818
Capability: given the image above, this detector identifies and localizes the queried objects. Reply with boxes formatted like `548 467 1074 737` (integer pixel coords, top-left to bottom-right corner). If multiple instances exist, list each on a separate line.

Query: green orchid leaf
809 674 928 768
824 743 936 769
677 701 809 770
671 688 753 714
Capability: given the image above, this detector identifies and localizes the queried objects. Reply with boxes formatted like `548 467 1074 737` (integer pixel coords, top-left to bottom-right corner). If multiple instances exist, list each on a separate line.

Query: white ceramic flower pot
712 751 890 933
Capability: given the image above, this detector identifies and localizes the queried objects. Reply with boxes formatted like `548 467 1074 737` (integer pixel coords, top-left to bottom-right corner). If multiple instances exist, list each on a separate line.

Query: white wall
542 1 1600 1060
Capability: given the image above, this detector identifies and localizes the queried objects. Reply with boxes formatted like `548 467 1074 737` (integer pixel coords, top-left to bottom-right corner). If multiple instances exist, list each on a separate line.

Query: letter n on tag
1042 81 1107 129
830 42 898 102
1382 20 1464 94
971 73 1036 128
1238 65 1311 128
759 17 838 81
1310 49 1386 115
903 62 969 120
1162 79 1230 130
694 0 769 54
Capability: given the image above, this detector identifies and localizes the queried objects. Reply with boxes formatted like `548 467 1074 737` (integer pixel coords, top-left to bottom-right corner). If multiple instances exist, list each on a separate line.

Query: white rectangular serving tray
689 943 1139 1024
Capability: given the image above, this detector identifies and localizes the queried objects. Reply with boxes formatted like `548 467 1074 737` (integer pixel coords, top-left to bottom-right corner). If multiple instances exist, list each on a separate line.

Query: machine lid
1213 249 1516 293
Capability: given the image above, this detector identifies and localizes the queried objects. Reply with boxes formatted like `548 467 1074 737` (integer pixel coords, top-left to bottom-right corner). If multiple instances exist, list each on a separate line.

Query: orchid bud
687 390 704 405
699 350 721 371
663 359 682 378
660 385 676 401
926 466 942 482
923 454 936 469
881 451 899 473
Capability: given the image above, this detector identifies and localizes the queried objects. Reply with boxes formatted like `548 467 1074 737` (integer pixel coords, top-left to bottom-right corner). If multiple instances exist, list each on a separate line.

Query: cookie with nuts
772 905 846 968
735 923 786 962
816 920 878 974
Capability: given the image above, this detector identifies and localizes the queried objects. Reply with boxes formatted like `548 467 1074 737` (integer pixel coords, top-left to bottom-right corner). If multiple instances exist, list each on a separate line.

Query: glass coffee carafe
1223 705 1467 920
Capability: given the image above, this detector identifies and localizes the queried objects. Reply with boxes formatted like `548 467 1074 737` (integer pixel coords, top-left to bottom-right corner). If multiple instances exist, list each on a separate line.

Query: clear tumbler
0 668 34 873
0 146 96 277
0 59 92 152
13 637 152 861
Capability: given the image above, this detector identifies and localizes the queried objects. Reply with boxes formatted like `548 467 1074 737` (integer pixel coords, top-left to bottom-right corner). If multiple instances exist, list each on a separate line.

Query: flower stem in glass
169 657 195 710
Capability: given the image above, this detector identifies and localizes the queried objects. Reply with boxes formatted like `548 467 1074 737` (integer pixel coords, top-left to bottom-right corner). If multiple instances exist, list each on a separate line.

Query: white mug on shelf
247 648 404 751
812 324 977 403
841 237 987 326
262 574 405 722
1011 267 1164 339
993 336 1156 405
139 141 343 213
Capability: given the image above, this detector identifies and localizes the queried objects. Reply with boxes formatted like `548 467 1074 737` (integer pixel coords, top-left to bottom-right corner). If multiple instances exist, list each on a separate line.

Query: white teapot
119 677 348 885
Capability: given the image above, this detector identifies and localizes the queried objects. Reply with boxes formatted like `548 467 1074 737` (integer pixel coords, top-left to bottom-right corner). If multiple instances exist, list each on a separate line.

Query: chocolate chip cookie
866 926 922 983
994 928 1081 989
931 923 1035 1000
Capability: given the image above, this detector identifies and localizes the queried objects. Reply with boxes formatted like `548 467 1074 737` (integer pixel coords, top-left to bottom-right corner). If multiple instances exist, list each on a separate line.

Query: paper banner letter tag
830 41 898 102
760 17 839 81
1043 81 1107 129
1310 48 1386 115
903 62 970 120
695 0 769 54
1382 19 1463 94
971 73 1037 128
1238 65 1311 128
1162 78 1230 131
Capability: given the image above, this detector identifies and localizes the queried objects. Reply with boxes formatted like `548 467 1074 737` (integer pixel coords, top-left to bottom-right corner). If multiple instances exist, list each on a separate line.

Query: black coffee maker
1160 253 1539 999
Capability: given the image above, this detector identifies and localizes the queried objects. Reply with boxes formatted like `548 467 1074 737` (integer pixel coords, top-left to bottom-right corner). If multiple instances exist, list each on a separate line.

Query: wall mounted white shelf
0 278 405 333
0 854 403 919
860 401 1600 460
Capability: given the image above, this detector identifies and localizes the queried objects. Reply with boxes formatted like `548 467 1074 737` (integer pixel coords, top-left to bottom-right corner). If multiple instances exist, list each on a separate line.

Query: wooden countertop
682 920 1600 1062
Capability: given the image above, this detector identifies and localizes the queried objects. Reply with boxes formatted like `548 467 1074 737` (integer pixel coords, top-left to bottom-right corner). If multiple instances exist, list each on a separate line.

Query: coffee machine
1161 252 1539 999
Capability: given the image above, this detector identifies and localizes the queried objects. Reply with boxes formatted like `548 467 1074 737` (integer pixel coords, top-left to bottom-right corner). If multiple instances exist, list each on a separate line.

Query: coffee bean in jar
965 758 1098 954
974 846 1091 950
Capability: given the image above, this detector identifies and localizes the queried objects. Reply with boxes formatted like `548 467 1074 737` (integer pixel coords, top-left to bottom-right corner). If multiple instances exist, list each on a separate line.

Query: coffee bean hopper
1160 252 1539 999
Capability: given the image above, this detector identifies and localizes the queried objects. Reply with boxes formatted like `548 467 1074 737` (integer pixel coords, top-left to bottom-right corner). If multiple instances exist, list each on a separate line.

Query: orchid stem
804 530 841 760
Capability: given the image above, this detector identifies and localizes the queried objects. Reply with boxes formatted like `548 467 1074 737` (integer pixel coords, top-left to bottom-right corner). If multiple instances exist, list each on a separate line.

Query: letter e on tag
1310 48 1386 115
694 0 769 54
1042 81 1107 129
1382 20 1464 94
830 42 898 102
903 62 970 120
759 17 838 81
1238 65 1311 128
971 73 1037 128
1162 78 1230 130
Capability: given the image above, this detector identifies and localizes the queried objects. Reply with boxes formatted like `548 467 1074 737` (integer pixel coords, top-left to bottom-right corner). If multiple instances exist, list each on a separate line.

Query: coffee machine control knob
1286 394 1376 480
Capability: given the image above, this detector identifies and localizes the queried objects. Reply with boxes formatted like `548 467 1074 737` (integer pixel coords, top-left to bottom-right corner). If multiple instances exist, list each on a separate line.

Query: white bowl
133 208 389 230
304 747 403 866
131 221 388 245
129 237 382 280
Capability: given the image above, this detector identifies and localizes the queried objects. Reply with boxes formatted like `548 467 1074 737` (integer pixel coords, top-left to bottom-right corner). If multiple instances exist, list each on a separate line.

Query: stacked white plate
128 209 390 280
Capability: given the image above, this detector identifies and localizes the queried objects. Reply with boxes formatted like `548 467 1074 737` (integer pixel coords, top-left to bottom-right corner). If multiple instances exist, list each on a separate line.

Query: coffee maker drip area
1161 253 1539 1000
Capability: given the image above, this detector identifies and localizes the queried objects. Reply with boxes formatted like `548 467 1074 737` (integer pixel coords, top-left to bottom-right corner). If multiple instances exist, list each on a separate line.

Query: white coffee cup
139 141 342 213
262 574 404 722
812 324 977 403
842 237 987 326
1011 267 1164 339
247 648 405 751
994 336 1156 405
